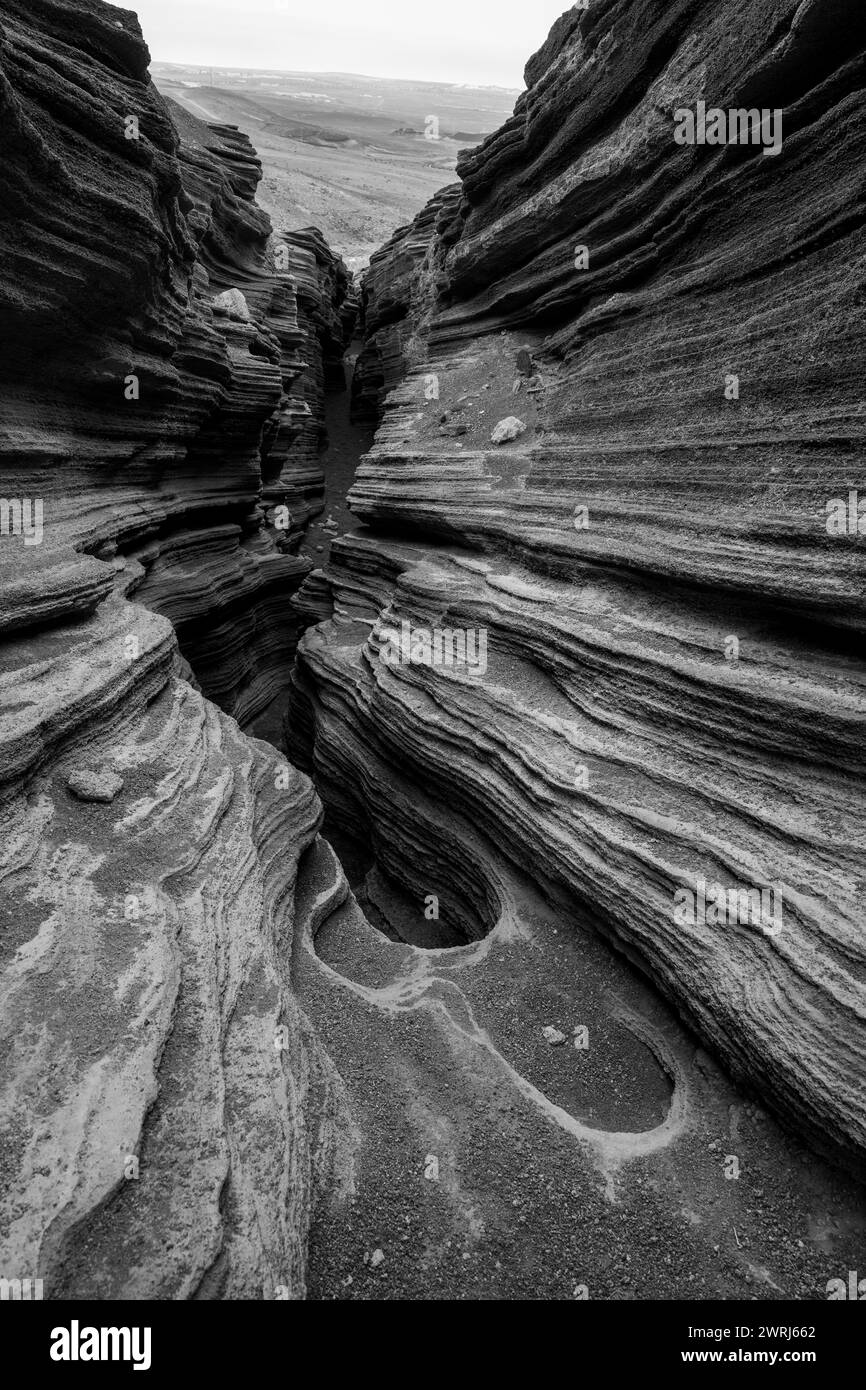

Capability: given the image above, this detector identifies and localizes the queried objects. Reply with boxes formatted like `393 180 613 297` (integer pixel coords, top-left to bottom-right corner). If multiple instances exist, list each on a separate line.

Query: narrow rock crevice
3 0 866 1305
283 0 866 1199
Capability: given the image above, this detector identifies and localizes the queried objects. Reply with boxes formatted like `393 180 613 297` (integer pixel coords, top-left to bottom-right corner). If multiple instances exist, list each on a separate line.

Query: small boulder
369 1249 385 1269
212 288 251 323
542 1025 567 1046
490 416 527 445
67 768 124 804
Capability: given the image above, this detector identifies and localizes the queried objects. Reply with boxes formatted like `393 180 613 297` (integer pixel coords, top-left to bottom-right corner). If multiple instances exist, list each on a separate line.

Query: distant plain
154 63 521 268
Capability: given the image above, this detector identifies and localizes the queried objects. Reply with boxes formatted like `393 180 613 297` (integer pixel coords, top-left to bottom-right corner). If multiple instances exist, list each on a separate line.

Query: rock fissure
2 0 865 1303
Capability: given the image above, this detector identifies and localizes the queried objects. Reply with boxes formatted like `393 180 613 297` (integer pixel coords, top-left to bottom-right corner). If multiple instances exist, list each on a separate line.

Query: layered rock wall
2 0 865 1303
0 2 353 725
350 186 460 425
0 0 355 1294
295 0 866 1173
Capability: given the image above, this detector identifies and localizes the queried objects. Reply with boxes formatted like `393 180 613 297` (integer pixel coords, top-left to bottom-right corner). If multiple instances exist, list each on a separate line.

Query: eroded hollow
320 793 502 948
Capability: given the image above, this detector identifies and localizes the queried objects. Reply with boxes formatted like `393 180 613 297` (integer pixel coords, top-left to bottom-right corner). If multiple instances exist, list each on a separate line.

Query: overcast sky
107 0 572 87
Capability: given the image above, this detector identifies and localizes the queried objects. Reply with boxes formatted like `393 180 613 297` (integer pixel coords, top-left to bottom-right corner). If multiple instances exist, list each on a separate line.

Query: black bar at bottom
4 1298 860 1376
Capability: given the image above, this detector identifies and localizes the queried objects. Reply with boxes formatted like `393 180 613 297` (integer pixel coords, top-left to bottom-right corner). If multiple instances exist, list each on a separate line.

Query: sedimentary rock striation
2 0 866 1304
0 2 353 725
350 185 461 425
0 0 355 1295
294 0 866 1175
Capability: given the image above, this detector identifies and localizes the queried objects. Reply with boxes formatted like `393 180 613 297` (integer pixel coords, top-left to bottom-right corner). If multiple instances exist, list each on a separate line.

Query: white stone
67 768 124 803
490 416 527 445
212 288 251 322
542 1025 567 1046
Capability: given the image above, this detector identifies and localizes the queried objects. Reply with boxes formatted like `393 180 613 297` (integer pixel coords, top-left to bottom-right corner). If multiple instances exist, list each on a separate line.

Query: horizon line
150 59 522 93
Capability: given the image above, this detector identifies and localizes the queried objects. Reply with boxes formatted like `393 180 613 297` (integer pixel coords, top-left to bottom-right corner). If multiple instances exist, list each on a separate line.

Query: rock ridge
0 0 356 1296
296 0 866 1176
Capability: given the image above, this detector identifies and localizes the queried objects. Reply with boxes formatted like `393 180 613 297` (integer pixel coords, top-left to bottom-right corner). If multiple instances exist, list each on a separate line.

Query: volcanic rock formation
0 0 355 1296
295 0 866 1176
1 0 865 1303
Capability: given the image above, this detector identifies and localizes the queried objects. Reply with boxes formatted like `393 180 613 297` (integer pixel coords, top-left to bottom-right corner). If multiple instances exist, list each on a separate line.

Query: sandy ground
295 838 866 1301
299 348 374 563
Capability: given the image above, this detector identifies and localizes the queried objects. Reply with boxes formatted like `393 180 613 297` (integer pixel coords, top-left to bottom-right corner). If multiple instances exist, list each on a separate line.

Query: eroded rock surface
2 0 865 1304
0 3 354 729
294 0 866 1183
0 0 355 1296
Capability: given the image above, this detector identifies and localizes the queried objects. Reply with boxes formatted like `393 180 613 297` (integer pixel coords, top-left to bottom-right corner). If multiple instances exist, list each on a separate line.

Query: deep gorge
1 0 865 1302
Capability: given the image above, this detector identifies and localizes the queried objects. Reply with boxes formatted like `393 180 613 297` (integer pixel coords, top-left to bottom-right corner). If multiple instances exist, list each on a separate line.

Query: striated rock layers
350 185 461 425
0 0 356 1294
0 0 354 727
292 0 866 1177
3 0 866 1305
